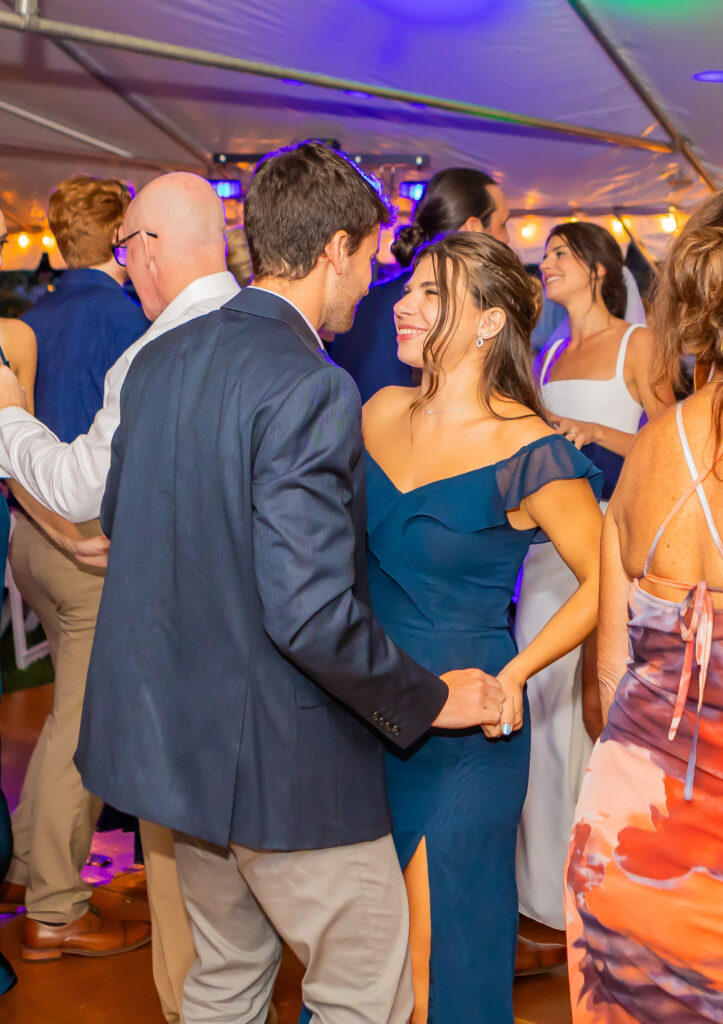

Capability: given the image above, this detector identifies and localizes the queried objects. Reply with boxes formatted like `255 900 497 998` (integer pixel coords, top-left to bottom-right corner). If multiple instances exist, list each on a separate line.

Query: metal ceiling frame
0 0 210 171
0 2 678 157
566 0 716 191
0 97 133 156
0 141 200 175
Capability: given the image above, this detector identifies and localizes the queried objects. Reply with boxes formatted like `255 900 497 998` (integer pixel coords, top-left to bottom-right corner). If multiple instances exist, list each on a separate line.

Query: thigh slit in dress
366 435 602 1024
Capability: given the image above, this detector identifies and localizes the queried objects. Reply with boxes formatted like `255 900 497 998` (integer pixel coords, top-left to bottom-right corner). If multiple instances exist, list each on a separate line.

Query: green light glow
600 0 720 18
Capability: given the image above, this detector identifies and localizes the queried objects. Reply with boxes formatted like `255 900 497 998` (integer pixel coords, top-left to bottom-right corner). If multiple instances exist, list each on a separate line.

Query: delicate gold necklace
425 405 476 415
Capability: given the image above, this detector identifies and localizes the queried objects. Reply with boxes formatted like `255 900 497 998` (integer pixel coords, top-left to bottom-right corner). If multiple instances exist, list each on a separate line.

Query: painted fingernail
502 723 512 736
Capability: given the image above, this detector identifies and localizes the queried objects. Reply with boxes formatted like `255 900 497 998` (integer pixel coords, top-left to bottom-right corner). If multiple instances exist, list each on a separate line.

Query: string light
661 208 678 234
17 233 30 249
42 234 56 249
520 220 538 240
611 218 625 236
568 215 579 223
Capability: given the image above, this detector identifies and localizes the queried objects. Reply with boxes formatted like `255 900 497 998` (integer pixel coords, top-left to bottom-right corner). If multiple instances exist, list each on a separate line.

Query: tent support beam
566 0 716 191
51 38 211 169
1 0 209 167
0 141 200 175
0 97 133 157
0 7 675 155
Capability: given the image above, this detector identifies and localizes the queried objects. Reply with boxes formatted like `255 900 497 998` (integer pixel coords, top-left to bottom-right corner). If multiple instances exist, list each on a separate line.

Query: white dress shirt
0 271 240 522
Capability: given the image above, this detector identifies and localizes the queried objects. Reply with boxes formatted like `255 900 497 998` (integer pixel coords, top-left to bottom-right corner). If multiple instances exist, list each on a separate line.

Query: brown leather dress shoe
21 906 151 961
515 934 567 976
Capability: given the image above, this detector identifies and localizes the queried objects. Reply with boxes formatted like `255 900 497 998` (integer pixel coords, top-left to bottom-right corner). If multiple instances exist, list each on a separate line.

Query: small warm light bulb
569 215 579 223
661 212 677 234
17 233 30 249
611 218 625 236
520 221 537 240
42 233 56 249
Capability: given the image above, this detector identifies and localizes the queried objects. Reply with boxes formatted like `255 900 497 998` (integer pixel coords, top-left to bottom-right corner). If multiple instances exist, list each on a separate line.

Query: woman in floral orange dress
565 189 723 1023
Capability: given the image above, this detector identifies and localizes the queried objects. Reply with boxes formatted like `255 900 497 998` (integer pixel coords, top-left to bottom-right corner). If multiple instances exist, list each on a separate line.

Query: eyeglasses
113 229 158 267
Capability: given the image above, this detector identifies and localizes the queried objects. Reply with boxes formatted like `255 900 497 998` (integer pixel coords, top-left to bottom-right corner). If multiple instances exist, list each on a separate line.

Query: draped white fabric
0 0 720 257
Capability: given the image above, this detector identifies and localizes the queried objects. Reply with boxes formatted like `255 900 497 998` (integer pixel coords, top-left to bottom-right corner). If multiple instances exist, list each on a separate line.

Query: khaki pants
6 514 104 924
174 832 412 1024
141 820 196 1024
7 516 197 1021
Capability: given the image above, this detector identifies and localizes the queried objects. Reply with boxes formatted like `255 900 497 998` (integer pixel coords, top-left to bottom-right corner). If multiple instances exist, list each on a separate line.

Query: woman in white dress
515 222 674 930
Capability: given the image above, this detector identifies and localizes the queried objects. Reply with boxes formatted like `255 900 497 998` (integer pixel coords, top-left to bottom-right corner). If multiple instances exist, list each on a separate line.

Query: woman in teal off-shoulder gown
362 234 603 1023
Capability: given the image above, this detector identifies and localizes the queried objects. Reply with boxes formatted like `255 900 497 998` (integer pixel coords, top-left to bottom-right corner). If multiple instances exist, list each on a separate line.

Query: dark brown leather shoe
515 934 567 976
0 880 26 911
20 906 151 961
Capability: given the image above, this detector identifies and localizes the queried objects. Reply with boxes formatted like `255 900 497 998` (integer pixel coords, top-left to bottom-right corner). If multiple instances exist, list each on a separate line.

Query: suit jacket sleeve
252 363 448 748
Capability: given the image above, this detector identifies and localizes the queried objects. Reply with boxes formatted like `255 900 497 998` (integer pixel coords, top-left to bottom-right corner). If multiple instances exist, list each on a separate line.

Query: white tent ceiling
0 0 721 265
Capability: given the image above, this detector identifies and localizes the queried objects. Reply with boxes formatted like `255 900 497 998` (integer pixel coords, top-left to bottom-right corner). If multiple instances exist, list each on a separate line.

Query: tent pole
0 141 201 175
0 97 134 157
50 38 211 169
2 0 210 169
0 9 674 155
566 0 716 191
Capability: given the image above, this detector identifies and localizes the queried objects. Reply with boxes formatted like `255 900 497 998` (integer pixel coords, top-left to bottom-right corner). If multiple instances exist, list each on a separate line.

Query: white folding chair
1 514 50 670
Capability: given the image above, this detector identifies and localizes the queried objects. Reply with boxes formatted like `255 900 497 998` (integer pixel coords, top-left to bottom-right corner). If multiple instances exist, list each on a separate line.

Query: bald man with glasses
0 173 241 1022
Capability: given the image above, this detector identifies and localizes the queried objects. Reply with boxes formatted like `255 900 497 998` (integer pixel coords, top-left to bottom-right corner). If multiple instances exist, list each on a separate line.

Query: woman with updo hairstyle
390 167 504 268
362 232 603 1022
514 221 675 935
565 190 723 1024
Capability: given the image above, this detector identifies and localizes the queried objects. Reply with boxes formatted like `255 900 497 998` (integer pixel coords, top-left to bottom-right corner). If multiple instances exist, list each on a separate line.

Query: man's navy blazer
75 287 448 851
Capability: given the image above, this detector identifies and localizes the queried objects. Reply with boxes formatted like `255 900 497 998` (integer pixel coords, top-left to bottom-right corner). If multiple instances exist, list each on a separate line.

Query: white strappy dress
515 323 645 929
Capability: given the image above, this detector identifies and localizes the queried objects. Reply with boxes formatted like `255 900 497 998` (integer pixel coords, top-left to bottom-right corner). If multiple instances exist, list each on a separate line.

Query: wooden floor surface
0 684 571 1023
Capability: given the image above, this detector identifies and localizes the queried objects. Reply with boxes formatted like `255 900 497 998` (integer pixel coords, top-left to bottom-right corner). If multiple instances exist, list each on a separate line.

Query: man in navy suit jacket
76 143 503 1023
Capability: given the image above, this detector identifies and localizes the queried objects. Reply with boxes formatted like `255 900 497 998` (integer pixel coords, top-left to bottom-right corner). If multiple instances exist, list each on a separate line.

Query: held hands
552 417 597 450
0 365 26 411
433 669 505 730
482 671 525 739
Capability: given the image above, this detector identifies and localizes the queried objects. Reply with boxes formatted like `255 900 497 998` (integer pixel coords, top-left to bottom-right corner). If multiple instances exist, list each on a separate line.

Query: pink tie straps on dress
635 402 723 801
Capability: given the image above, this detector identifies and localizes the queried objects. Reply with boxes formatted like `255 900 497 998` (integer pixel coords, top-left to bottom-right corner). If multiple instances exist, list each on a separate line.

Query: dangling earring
476 331 488 349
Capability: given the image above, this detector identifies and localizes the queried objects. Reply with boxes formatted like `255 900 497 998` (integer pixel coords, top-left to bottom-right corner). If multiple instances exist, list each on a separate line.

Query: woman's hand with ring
552 417 598 450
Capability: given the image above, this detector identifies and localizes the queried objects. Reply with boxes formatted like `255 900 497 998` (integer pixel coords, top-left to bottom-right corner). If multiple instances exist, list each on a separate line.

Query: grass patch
1 622 54 694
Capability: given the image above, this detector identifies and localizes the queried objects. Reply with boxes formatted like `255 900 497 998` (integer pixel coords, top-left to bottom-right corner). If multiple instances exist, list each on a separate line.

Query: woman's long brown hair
650 189 723 461
410 232 546 422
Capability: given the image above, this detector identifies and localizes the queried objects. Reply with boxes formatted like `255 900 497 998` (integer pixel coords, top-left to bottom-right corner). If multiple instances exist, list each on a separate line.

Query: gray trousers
173 832 412 1024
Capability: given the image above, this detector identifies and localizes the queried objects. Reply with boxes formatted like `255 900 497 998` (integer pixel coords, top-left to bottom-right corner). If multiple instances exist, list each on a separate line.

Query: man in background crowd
0 172 240 1023
1 176 151 961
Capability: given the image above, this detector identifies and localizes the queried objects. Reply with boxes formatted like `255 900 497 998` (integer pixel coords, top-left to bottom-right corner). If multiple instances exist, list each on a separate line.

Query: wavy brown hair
411 232 546 421
650 189 723 459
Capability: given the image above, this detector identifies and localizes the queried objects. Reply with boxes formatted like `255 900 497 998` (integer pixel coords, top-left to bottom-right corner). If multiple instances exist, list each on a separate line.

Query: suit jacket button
372 711 381 721
391 725 401 735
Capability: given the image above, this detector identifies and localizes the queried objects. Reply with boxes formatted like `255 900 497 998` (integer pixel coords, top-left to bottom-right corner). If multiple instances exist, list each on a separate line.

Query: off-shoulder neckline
364 433 563 496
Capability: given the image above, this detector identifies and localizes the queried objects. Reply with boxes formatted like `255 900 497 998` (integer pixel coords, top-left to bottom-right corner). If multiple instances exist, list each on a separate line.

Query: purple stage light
399 181 427 202
208 180 244 200
692 70 723 83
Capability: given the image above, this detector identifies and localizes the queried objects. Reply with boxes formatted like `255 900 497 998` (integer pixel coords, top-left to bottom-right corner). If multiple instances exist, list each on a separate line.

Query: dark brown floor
0 684 571 1023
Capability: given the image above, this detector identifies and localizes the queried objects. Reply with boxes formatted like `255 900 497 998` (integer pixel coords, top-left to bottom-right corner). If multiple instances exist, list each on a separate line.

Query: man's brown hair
244 141 394 280
48 176 132 268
